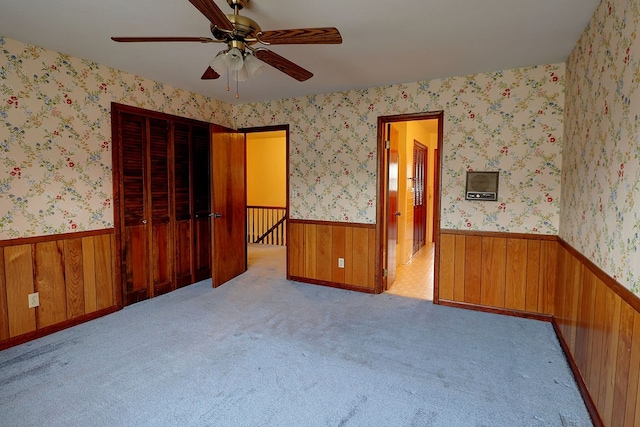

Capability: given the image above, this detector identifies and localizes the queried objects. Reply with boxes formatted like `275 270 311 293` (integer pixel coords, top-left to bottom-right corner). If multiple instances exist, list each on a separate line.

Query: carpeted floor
0 245 592 426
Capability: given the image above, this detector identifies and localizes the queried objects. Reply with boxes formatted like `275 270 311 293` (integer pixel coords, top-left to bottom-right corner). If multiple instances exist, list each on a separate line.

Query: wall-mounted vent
465 171 499 201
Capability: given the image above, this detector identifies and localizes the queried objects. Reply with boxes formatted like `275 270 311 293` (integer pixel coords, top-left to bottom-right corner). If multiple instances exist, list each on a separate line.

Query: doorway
377 112 443 301
243 125 289 275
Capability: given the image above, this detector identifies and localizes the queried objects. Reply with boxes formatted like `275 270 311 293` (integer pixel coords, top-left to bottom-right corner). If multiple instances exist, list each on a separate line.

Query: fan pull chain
226 71 230 92
236 74 240 99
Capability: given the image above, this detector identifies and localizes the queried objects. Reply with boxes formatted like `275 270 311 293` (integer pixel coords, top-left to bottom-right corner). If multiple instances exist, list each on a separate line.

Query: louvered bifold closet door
173 123 194 287
192 125 212 281
120 112 150 303
149 118 173 296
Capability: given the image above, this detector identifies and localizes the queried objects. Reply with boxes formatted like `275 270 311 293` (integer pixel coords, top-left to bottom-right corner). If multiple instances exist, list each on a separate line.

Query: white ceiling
0 0 600 104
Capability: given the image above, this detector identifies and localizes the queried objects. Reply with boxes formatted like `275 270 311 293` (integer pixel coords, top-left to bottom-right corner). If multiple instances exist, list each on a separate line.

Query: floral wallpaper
2 35 565 241
233 65 565 233
562 0 640 294
0 36 232 239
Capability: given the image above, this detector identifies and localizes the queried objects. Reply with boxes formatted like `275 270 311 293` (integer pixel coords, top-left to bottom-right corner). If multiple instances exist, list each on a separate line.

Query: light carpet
0 245 592 426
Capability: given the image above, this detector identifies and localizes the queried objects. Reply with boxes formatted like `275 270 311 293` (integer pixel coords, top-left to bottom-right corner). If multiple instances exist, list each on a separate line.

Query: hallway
386 243 435 300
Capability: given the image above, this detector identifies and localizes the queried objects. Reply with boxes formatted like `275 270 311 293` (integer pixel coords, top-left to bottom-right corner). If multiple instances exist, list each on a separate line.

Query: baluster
270 209 274 245
262 208 266 245
279 209 283 245
251 207 254 243
253 208 257 243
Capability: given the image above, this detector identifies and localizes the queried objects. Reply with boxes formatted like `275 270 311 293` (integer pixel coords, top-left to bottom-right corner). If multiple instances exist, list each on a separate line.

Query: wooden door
386 125 400 287
149 118 173 296
119 112 149 304
113 103 216 305
413 141 427 254
115 111 174 305
193 126 212 282
432 148 439 242
211 124 247 287
173 123 194 287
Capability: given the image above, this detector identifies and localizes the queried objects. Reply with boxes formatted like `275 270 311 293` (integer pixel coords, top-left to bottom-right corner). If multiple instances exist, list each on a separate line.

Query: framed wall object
465 171 499 201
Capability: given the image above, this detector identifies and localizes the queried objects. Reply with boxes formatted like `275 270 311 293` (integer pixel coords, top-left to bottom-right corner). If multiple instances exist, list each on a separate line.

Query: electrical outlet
28 292 39 308
338 258 345 268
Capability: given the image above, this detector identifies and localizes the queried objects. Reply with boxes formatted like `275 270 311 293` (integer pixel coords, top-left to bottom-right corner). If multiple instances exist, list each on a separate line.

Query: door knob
141 219 148 224
213 213 222 218
395 212 401 217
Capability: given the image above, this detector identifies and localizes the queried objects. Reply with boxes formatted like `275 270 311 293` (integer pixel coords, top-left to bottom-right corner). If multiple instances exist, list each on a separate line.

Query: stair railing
246 206 286 246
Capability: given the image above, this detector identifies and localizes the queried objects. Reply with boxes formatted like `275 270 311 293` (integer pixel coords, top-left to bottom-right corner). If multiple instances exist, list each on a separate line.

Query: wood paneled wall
439 230 557 317
0 230 117 349
438 229 640 427
288 220 376 292
554 241 640 427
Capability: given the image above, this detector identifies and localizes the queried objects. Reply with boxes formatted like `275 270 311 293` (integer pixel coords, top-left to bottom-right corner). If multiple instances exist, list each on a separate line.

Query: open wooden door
211 124 247 287
387 125 400 288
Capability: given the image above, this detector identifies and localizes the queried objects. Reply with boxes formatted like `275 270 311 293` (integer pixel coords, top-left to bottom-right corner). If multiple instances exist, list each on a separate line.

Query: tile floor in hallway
386 243 435 300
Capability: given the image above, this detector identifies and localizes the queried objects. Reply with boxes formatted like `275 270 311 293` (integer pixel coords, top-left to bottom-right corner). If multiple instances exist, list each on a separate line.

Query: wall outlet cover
28 292 39 308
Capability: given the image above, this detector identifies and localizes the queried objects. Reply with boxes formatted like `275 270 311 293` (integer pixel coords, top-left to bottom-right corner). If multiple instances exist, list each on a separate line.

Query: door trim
240 125 290 277
376 112 443 301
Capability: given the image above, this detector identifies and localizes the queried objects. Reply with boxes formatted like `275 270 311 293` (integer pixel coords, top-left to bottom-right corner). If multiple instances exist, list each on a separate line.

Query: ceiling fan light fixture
233 65 250 82
225 47 244 71
243 53 264 78
209 51 228 74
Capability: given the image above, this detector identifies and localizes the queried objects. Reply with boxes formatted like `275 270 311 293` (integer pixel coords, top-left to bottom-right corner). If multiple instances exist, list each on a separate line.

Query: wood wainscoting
555 240 640 427
288 220 376 292
438 230 557 318
0 229 118 350
438 229 640 427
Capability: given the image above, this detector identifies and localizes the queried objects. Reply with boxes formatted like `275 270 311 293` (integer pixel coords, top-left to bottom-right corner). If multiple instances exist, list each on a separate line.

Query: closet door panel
192 125 212 281
119 113 149 302
149 118 173 296
174 123 193 287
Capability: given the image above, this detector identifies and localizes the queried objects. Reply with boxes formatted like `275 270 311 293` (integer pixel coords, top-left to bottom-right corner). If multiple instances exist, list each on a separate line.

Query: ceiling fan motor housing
210 14 261 41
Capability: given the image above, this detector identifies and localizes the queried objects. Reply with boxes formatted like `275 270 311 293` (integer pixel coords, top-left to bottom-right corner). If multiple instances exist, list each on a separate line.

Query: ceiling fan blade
254 49 313 82
201 67 220 80
111 36 215 43
188 0 234 32
258 27 342 45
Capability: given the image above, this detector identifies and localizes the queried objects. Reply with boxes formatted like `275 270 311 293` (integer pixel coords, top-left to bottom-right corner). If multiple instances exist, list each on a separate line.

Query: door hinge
385 140 390 149
382 268 388 277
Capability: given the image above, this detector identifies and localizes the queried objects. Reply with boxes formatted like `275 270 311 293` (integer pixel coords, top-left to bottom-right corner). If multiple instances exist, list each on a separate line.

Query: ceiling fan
112 0 342 92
